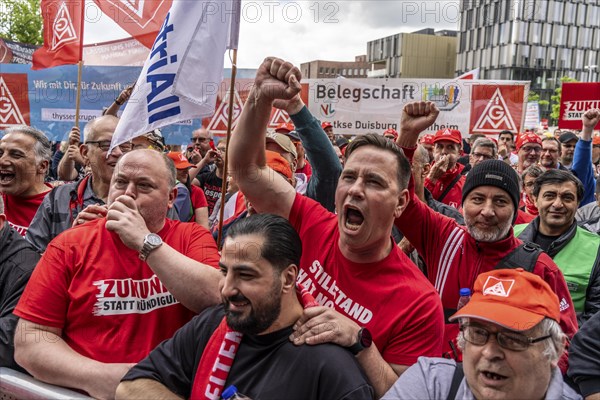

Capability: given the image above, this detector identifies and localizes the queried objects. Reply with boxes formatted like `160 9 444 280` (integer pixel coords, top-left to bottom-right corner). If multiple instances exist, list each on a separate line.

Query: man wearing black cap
395 101 578 371
559 132 579 169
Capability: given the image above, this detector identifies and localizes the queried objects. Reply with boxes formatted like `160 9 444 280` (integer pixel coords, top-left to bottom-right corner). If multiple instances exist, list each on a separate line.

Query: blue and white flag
111 0 241 150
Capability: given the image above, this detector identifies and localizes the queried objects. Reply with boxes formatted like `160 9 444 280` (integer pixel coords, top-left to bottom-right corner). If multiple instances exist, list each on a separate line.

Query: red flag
32 0 84 70
92 0 173 49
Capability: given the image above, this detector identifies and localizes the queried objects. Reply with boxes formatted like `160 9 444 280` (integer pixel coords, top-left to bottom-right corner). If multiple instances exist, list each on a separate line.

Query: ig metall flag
110 0 241 152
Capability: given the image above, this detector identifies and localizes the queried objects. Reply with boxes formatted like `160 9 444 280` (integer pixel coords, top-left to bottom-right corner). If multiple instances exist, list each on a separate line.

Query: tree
549 76 579 125
0 0 42 45
528 90 549 107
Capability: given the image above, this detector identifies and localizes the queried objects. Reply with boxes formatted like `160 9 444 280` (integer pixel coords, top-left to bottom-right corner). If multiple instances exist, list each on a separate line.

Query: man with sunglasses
26 115 133 252
383 268 581 400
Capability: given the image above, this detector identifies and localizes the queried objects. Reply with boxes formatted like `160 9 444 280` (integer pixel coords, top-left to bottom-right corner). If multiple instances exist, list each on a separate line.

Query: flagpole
74 60 83 128
217 49 238 249
74 0 85 130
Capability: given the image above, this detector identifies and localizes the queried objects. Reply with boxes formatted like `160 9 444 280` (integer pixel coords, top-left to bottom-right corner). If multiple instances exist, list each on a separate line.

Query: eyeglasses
460 324 551 352
521 146 542 154
471 152 493 160
190 137 209 143
85 140 133 152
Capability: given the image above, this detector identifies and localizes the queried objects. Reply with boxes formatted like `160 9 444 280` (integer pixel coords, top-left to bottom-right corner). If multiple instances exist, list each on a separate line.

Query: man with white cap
383 268 582 400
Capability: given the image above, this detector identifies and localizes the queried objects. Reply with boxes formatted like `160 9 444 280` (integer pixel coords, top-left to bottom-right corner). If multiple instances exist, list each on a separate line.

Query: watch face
360 328 373 347
147 233 162 246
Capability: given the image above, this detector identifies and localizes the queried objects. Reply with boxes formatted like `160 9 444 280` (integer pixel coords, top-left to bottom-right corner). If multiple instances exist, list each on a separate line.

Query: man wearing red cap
383 269 580 400
321 121 335 143
516 132 543 173
425 128 465 208
383 128 398 141
419 134 435 160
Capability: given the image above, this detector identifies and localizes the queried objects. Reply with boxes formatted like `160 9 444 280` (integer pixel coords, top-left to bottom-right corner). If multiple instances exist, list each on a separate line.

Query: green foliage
0 0 43 45
550 76 578 124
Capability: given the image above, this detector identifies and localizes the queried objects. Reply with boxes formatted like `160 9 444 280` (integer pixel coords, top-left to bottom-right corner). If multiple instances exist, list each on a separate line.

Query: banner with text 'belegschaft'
306 77 530 136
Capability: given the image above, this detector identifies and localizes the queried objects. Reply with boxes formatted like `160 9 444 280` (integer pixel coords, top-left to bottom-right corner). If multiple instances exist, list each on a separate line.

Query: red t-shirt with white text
289 194 444 366
15 218 220 363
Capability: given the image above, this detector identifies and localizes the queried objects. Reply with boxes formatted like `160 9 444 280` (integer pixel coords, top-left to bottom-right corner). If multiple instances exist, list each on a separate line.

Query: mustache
224 293 249 303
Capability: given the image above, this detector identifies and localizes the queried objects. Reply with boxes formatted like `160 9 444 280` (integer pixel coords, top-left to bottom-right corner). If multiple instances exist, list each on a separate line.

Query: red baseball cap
449 268 560 331
275 123 294 134
593 136 600 146
420 134 435 145
383 128 398 140
167 152 195 169
433 129 462 145
516 133 542 151
321 122 333 130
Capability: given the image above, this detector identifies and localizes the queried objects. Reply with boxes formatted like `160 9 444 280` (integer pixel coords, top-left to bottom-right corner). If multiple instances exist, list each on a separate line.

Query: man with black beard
117 214 373 400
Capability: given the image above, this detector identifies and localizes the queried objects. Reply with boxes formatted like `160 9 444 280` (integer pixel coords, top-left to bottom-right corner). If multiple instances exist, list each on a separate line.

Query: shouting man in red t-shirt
0 126 53 236
14 149 222 399
229 57 444 398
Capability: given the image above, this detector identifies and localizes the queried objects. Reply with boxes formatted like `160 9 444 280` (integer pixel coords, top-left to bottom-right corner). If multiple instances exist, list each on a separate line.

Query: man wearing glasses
26 115 133 252
540 137 569 170
383 268 580 400
468 137 497 170
516 132 543 174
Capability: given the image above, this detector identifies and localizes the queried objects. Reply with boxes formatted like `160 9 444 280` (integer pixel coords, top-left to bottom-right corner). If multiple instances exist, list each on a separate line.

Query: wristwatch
139 233 163 261
347 327 372 355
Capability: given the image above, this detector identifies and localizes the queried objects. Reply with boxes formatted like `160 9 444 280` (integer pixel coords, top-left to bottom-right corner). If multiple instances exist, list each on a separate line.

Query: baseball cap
558 132 579 144
266 132 297 159
275 122 294 134
420 134 435 146
383 128 398 140
285 130 301 142
336 137 349 149
142 129 165 151
449 268 560 331
321 122 333 130
516 132 542 151
265 150 292 180
433 129 462 145
167 151 195 169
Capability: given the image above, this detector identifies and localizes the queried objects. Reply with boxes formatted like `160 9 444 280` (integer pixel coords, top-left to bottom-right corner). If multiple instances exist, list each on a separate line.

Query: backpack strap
494 242 542 272
437 173 463 203
446 362 464 400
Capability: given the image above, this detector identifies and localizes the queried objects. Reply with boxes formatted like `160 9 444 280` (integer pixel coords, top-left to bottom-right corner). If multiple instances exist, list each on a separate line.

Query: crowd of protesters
1 57 600 400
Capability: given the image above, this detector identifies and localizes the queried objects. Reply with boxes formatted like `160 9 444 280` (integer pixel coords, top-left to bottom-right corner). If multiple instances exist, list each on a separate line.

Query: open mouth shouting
0 170 15 185
344 205 365 231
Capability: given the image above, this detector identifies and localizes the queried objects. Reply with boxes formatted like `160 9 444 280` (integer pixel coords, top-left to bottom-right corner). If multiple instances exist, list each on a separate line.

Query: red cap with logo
433 129 462 145
449 268 560 331
321 122 333 130
516 132 543 151
167 152 195 169
383 128 398 140
420 134 435 145
275 123 294 134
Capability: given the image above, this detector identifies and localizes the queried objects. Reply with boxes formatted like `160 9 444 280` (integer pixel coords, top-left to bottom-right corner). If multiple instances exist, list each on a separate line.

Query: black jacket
568 309 600 397
0 222 40 371
517 218 600 325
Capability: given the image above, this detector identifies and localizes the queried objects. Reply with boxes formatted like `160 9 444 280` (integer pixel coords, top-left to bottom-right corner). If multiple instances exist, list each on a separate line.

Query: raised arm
395 101 440 148
573 108 600 206
282 97 342 212
229 58 301 219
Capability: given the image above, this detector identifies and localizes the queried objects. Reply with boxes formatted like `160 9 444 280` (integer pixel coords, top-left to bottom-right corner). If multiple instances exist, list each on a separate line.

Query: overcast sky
84 0 460 68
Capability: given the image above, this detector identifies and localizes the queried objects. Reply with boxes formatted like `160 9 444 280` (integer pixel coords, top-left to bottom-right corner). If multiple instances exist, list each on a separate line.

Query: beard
465 212 513 243
223 280 282 335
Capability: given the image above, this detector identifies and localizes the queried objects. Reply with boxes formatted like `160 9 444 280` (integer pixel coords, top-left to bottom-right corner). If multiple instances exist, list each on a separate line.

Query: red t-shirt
189 185 208 223
1 184 52 236
15 218 220 364
289 194 444 366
